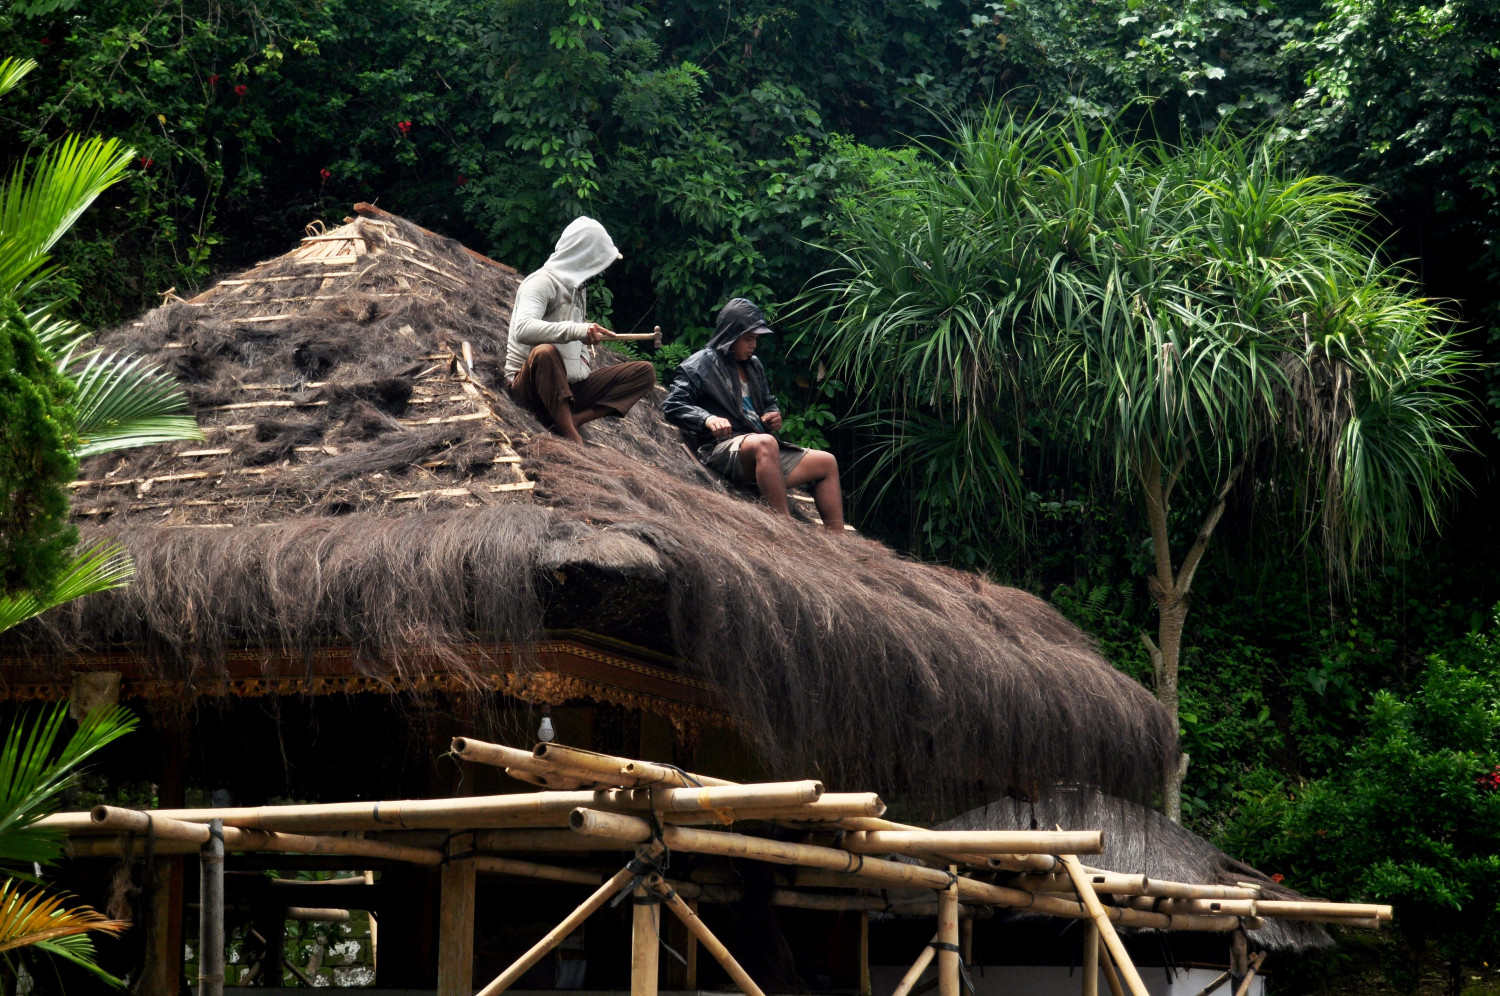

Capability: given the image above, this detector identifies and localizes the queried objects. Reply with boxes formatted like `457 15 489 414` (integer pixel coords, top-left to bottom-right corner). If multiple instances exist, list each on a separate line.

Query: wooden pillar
197 820 225 996
140 714 188 996
937 868 960 996
685 899 699 990
631 885 659 996
437 834 477 996
1082 924 1099 996
858 912 872 996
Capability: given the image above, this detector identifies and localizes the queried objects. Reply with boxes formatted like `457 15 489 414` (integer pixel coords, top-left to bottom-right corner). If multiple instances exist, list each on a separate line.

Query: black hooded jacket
663 299 781 451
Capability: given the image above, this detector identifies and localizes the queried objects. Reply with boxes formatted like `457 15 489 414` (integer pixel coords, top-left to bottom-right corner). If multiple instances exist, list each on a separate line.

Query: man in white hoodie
505 217 656 442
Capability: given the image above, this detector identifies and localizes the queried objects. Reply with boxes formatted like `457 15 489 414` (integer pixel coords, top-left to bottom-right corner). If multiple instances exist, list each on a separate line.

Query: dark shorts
699 434 806 485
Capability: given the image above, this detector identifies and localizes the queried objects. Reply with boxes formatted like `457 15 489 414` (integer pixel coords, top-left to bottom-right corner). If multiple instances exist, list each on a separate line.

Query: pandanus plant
800 109 1474 819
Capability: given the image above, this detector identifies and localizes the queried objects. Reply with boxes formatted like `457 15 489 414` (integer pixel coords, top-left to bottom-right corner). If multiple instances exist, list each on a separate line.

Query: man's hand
705 416 733 439
584 322 616 345
761 410 783 432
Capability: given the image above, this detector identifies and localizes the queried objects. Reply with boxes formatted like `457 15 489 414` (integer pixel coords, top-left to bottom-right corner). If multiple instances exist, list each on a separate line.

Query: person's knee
626 360 655 385
531 343 561 364
743 434 778 462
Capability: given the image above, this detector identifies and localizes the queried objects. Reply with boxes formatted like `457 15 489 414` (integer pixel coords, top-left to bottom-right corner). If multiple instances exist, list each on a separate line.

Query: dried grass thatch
5 206 1177 803
942 791 1335 952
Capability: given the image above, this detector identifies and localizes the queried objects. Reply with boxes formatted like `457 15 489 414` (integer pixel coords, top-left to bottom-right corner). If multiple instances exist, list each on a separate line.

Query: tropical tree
0 704 137 987
0 54 203 632
802 111 1474 819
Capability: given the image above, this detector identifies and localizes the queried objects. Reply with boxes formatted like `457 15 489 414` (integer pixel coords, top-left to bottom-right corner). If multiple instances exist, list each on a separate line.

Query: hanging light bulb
537 703 556 743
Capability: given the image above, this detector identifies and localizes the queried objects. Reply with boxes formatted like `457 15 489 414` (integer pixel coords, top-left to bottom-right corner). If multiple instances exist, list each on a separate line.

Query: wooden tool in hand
608 325 663 348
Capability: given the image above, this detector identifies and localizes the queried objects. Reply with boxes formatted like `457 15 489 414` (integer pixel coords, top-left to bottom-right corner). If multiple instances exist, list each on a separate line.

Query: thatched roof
941 791 1335 953
6 206 1177 803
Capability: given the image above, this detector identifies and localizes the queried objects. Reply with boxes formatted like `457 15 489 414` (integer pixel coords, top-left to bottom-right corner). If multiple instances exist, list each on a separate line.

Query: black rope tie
843 852 864 874
928 943 976 994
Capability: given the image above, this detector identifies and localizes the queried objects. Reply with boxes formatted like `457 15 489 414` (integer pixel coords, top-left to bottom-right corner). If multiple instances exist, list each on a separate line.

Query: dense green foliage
2 0 1498 986
0 303 75 597
1225 612 1500 990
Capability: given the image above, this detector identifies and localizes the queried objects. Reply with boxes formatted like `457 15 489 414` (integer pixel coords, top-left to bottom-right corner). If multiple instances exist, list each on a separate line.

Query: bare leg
739 435 790 515
551 402 585 444
786 450 844 532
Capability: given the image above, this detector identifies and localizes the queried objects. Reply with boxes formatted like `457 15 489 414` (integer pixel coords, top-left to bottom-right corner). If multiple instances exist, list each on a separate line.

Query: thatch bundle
942 792 1335 952
8 207 1176 802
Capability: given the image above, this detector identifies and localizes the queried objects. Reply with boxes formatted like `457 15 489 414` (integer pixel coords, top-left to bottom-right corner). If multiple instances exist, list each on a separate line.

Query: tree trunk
1140 459 1238 823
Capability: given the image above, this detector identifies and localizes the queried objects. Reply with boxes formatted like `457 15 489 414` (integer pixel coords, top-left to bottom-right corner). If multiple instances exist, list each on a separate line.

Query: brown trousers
508 344 655 425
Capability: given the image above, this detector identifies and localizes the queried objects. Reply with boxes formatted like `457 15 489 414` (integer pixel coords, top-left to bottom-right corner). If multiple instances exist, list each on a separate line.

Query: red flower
139 156 154 169
208 74 220 86
455 174 469 186
319 168 332 181
1270 873 1284 883
40 37 51 46
397 120 412 134
233 83 247 97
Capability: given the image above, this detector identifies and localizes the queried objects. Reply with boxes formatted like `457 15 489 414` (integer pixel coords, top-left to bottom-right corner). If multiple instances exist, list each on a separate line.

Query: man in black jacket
664 299 844 532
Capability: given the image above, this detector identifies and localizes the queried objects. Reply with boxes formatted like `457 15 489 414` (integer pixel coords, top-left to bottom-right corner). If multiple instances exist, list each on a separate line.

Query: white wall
870 963 1264 996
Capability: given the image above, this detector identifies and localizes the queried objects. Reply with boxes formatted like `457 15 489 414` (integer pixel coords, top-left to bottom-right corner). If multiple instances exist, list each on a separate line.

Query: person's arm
509 275 590 346
755 363 783 431
662 369 714 431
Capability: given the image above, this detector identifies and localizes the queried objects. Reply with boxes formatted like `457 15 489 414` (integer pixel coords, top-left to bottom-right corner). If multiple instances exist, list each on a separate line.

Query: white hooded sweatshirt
505 217 622 383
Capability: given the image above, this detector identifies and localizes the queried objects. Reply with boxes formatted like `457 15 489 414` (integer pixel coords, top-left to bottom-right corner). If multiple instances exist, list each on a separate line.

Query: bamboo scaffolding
1016 871 1260 901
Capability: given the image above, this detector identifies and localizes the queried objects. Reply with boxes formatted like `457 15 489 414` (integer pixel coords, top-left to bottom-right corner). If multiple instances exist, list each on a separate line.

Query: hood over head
709 298 774 354
540 217 622 290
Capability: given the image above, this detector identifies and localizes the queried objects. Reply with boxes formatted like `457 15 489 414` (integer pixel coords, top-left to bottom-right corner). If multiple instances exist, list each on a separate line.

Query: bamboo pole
476 829 634 852
844 829 1102 856
1189 968 1232 996
286 907 351 922
1118 896 1390 921
199 820 225 996
1098 944 1126 996
475 863 641 996
632 884 660 996
860 911 872 996
890 937 938 996
50 783 830 833
1023 872 1260 902
474 855 605 886
1232 952 1266 996
937 866 960 996
1082 923 1099 996
647 875 768 996
1060 855 1149 996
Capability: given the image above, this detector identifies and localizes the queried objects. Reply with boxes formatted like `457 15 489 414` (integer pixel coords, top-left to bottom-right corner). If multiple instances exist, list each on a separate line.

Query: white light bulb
538 714 556 743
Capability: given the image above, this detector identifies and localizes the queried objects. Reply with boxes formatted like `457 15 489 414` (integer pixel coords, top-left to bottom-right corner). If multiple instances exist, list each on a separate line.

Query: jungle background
2 0 1498 990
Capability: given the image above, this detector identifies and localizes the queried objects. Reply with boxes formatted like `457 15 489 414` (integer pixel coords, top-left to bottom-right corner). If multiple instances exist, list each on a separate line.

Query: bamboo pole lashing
647 874 768 996
1059 854 1150 996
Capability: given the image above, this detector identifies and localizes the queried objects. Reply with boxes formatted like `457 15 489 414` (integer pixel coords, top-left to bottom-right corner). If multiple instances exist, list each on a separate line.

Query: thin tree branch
1175 464 1243 597
1141 452 1175 596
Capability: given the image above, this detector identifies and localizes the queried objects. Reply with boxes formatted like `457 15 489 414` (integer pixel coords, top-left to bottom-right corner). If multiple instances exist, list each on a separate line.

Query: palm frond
0 133 134 300
0 880 126 955
34 934 127 988
58 348 203 456
0 58 36 101
0 695 137 867
0 542 135 636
